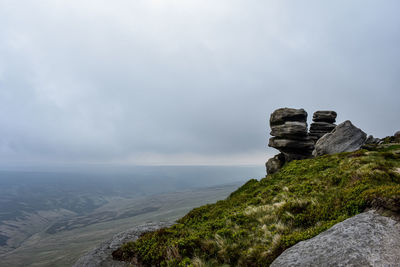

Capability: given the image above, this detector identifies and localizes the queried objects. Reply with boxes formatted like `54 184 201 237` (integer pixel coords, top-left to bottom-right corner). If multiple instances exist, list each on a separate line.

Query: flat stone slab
313 110 337 123
310 122 336 132
270 121 308 137
271 210 400 267
270 108 307 126
269 137 315 150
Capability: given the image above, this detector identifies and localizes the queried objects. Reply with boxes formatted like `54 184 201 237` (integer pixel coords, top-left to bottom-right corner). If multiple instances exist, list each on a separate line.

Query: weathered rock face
270 210 400 267
309 110 337 142
268 108 313 163
265 153 285 175
312 120 367 157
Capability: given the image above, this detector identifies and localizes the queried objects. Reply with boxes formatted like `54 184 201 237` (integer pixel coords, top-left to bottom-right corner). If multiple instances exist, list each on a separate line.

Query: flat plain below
0 183 242 267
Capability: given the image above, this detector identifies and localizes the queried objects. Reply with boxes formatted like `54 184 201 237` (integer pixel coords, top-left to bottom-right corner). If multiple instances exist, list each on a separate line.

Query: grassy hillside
114 142 400 266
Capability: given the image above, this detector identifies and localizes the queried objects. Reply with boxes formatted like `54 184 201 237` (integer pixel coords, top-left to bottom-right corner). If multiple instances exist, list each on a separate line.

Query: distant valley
0 166 263 266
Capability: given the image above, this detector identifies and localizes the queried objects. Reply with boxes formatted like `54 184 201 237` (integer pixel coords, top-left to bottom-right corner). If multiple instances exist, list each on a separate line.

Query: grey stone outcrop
309 110 337 143
270 210 400 267
266 108 369 174
312 120 367 157
269 108 313 161
266 108 314 175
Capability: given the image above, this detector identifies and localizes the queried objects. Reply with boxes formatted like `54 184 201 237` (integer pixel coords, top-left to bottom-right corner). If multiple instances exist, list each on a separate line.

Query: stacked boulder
266 108 314 174
309 111 337 143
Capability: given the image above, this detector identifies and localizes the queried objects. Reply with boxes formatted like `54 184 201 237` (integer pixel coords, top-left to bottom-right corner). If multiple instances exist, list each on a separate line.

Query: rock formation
309 110 337 143
270 210 400 267
267 108 314 174
266 108 370 174
313 120 367 157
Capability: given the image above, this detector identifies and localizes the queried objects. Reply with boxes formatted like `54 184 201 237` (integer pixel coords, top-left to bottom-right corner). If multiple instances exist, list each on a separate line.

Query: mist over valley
0 166 263 266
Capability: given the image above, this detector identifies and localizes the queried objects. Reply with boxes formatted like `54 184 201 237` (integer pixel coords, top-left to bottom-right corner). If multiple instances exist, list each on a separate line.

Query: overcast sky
0 0 399 168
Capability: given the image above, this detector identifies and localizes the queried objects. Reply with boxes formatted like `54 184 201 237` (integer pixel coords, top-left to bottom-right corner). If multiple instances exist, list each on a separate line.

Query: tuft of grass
113 143 400 266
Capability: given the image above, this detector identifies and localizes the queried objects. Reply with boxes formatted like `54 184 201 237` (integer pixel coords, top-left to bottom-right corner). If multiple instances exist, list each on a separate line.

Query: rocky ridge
267 108 370 174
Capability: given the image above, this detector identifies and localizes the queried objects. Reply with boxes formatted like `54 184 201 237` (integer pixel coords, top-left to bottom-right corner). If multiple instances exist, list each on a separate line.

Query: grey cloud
0 0 399 166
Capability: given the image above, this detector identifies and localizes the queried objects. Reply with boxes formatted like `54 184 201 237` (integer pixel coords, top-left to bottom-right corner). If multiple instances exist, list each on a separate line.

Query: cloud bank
0 0 399 166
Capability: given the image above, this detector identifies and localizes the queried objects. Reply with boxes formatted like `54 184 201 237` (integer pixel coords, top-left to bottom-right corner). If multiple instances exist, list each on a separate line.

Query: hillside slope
113 143 400 266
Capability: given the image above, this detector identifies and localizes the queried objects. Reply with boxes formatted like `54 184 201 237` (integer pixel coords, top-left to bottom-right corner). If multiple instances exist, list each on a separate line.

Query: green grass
114 143 400 267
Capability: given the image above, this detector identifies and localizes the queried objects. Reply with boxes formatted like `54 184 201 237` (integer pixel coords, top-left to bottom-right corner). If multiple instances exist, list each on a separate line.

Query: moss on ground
114 143 400 267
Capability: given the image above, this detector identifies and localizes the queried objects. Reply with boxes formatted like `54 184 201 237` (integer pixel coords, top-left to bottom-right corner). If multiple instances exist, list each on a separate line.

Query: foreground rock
73 222 172 267
271 210 400 267
309 111 337 143
313 120 367 157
